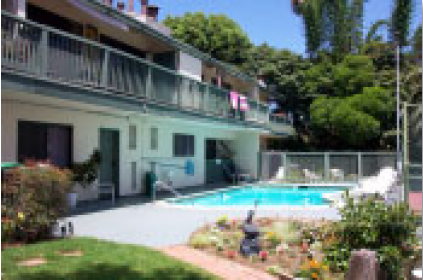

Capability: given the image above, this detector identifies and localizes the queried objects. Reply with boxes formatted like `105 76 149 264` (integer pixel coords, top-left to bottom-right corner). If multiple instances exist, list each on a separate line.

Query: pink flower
259 250 269 261
301 242 309 253
227 250 236 259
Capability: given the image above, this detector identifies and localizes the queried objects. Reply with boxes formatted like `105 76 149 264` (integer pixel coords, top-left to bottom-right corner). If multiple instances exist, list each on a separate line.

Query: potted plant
69 150 101 208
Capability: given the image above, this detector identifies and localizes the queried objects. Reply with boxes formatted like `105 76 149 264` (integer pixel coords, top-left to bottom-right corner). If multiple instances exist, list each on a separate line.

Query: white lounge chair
323 167 398 205
330 168 344 181
270 167 285 183
303 169 322 181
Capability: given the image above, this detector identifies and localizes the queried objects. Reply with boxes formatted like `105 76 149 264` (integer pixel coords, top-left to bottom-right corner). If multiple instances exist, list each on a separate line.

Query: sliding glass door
18 121 72 168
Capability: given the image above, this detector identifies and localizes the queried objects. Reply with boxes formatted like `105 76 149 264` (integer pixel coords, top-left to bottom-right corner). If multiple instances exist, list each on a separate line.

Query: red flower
259 250 269 261
227 250 236 259
301 242 309 253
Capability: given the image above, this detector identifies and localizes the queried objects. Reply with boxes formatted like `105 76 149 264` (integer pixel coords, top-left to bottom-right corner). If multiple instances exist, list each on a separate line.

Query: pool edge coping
156 182 356 210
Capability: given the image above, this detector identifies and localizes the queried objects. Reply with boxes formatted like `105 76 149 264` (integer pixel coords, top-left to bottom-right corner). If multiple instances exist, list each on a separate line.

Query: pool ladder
154 180 182 198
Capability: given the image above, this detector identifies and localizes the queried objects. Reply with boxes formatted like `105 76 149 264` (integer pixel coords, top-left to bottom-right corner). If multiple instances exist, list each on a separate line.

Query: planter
67 192 78 209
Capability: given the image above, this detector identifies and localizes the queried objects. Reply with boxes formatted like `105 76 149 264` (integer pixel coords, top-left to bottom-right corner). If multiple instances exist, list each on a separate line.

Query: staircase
216 141 252 183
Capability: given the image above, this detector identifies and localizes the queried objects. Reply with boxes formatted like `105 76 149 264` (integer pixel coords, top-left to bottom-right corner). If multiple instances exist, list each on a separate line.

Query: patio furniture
303 169 322 181
270 167 285 183
323 167 398 206
330 168 345 181
97 183 115 204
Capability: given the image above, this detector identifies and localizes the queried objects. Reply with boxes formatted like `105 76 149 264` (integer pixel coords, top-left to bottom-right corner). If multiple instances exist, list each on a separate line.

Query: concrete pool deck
68 191 340 247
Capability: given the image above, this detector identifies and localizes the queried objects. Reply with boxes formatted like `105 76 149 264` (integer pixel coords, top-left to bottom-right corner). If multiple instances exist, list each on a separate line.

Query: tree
389 0 414 49
293 0 366 61
365 19 390 44
412 24 422 61
163 12 252 67
333 55 375 96
309 87 394 149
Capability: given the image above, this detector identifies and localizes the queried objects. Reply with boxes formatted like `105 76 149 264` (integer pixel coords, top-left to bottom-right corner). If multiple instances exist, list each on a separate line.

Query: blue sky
145 0 422 55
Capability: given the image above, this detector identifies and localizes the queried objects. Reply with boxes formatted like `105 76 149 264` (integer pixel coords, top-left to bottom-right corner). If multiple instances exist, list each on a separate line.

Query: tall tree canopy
242 44 311 116
293 0 366 61
389 0 414 48
163 12 252 66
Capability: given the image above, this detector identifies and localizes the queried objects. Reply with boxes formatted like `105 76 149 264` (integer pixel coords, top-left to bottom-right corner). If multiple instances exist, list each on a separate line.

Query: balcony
1 11 292 134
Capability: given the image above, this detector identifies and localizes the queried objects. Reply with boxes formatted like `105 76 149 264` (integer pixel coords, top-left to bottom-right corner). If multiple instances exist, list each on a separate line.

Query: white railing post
324 152 330 182
101 50 109 88
282 152 287 180
285 153 290 181
145 65 152 100
40 29 49 77
358 152 363 181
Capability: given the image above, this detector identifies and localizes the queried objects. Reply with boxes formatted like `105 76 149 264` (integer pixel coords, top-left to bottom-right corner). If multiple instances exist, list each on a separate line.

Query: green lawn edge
1 237 220 280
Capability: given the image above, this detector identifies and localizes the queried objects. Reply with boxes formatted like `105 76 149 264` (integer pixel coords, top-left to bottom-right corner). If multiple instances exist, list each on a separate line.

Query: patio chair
323 167 398 206
303 169 322 181
330 168 345 181
269 167 285 183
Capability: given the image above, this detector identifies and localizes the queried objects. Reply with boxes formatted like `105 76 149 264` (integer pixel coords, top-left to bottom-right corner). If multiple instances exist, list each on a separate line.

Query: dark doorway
205 139 233 184
99 129 120 198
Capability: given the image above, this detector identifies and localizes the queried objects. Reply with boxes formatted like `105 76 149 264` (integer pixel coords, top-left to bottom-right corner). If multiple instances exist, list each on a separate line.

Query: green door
99 129 120 198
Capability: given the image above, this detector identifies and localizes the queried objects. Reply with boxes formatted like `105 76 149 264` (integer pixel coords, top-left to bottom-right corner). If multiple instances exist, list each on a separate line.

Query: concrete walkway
161 245 278 280
68 199 339 247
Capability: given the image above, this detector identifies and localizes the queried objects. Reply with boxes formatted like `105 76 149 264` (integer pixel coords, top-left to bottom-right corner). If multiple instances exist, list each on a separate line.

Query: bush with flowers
216 215 230 228
1 161 72 243
323 194 420 278
295 258 329 279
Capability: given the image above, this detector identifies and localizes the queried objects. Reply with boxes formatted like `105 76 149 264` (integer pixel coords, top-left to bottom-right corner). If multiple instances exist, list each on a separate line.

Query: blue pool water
174 186 347 206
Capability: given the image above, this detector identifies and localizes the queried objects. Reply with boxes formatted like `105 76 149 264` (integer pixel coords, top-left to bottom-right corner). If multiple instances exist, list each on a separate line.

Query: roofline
82 0 258 84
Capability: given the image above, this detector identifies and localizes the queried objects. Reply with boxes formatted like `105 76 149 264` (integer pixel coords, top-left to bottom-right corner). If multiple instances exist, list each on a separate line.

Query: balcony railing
1 12 291 131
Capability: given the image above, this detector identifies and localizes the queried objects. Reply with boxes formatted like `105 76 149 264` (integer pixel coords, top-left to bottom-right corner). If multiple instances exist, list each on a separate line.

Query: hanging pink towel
239 95 249 111
230 91 239 109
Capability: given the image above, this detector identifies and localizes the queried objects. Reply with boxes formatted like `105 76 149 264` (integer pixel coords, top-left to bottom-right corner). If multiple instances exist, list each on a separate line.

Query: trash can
145 171 157 199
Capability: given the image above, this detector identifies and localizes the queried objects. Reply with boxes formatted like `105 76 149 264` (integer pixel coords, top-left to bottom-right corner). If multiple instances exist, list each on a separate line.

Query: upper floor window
173 134 195 157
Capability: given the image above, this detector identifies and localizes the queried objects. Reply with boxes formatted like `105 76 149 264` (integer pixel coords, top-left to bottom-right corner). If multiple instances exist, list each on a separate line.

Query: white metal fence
259 152 397 183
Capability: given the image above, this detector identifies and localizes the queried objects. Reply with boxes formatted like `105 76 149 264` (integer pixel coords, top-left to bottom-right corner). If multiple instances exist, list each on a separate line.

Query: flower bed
188 197 422 279
189 217 343 279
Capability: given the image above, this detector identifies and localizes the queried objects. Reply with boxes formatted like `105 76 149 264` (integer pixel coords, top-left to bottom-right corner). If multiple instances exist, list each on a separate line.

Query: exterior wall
2 95 262 201
139 116 237 188
233 131 260 178
178 51 202 81
2 99 143 201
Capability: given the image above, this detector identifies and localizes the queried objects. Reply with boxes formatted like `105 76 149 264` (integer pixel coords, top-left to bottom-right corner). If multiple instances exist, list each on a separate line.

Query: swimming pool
172 185 349 207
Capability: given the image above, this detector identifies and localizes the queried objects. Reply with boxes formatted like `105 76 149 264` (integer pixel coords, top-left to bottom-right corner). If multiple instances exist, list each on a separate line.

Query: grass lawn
1 237 220 280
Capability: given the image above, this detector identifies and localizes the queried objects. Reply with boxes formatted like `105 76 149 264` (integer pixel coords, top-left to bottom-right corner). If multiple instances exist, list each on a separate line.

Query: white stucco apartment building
1 0 293 201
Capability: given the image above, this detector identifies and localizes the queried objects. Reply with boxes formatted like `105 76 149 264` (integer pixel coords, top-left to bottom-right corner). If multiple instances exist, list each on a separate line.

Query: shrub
324 195 419 277
71 149 101 188
189 233 214 249
1 162 72 242
271 221 302 245
295 258 329 279
216 215 230 228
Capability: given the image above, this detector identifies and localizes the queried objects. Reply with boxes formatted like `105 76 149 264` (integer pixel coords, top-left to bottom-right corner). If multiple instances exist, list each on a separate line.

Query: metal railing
259 151 397 183
1 11 291 131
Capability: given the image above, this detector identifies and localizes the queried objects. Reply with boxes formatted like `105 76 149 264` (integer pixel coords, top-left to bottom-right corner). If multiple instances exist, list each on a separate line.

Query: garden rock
345 249 378 280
